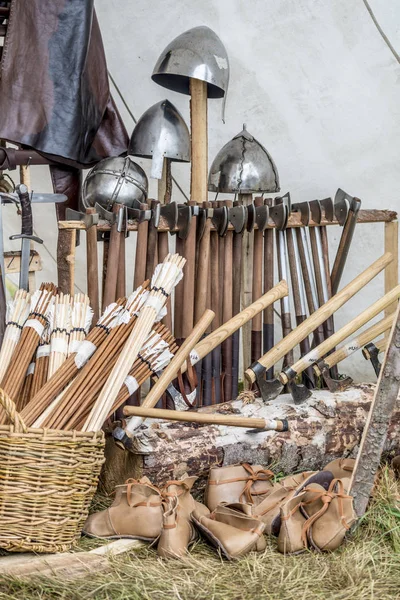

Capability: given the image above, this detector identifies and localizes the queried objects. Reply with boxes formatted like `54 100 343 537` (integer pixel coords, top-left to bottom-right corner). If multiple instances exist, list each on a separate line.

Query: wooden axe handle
85 208 99 324
102 204 123 308
281 283 400 382
141 309 215 410
122 405 287 430
317 313 394 371
245 252 393 384
181 280 289 373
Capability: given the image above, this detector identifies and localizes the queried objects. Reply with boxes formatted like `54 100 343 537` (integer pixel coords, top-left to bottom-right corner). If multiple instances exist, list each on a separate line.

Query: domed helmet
152 26 229 119
129 99 190 179
81 156 148 210
208 125 280 194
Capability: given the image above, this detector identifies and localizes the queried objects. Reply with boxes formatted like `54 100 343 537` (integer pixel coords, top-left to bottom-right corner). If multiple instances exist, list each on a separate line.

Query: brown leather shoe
157 474 209 558
82 477 162 541
192 503 266 560
277 491 308 554
157 496 198 558
323 458 355 479
301 478 356 551
205 463 274 511
254 484 295 536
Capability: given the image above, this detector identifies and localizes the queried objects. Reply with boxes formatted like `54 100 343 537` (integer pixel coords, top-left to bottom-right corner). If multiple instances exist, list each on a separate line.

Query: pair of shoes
205 463 275 511
83 474 209 559
192 502 266 560
277 475 356 554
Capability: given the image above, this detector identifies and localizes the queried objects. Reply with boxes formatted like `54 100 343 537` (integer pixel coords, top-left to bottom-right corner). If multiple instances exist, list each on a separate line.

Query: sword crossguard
10 233 43 244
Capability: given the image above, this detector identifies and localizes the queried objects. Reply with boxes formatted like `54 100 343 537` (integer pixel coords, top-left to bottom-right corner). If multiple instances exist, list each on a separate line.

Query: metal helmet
81 156 148 210
152 26 229 99
129 99 190 180
208 125 280 194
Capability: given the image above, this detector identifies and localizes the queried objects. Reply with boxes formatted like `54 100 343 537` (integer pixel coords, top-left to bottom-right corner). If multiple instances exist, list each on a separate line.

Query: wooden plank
0 539 143 578
349 302 400 517
384 220 399 340
4 250 42 274
58 209 398 233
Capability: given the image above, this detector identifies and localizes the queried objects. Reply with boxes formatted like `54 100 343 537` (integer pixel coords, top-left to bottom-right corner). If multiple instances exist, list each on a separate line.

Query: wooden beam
3 250 42 274
349 302 400 517
58 208 398 233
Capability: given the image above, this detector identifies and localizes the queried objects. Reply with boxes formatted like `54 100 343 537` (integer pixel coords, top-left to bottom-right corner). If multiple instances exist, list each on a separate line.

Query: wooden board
3 250 42 274
58 208 398 233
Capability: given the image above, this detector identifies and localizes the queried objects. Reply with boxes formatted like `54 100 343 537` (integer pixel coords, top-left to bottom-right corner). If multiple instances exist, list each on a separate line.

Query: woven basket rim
0 425 105 440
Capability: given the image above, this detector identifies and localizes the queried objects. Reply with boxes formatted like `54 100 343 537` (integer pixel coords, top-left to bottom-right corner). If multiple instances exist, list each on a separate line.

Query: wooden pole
349 301 400 517
85 208 100 324
384 220 399 339
240 193 254 376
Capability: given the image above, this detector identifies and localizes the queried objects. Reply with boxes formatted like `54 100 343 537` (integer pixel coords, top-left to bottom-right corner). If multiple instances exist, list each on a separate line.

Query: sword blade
19 238 30 291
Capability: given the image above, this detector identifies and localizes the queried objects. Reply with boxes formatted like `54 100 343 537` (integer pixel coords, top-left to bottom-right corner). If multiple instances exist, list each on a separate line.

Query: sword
6 186 67 291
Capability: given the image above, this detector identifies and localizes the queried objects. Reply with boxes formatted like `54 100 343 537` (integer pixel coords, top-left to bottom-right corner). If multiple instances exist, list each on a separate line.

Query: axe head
292 201 310 226
113 425 154 454
334 189 351 225
95 202 115 224
66 208 99 229
255 204 269 231
362 342 382 377
309 199 322 224
251 362 283 402
196 206 207 240
176 204 192 240
150 200 161 228
320 197 334 222
229 205 246 233
245 203 256 232
160 201 178 230
287 379 312 404
316 360 353 393
211 206 229 236
269 202 287 231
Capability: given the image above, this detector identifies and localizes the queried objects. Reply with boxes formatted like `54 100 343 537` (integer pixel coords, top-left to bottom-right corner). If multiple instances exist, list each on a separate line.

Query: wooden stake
349 301 400 517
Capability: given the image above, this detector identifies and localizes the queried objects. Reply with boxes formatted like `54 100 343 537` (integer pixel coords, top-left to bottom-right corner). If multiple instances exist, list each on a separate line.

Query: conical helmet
81 156 148 210
129 100 190 179
152 26 229 98
208 126 280 194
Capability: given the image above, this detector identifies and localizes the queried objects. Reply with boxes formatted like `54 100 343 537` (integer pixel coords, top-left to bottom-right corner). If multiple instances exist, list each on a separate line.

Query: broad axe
244 252 393 403
313 313 393 392
165 280 289 409
6 185 67 291
279 283 400 403
113 309 215 453
331 189 362 295
362 338 387 377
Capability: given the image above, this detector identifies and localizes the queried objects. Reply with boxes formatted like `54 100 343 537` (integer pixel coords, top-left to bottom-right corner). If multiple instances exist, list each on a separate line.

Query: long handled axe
153 281 288 410
251 198 268 364
122 405 289 432
245 252 393 401
231 203 247 396
98 202 125 308
292 201 325 347
113 309 215 451
280 284 400 403
331 189 361 295
263 198 275 379
313 313 394 391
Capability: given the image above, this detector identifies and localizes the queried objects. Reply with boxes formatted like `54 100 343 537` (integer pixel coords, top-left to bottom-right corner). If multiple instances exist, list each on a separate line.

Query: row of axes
66 187 363 407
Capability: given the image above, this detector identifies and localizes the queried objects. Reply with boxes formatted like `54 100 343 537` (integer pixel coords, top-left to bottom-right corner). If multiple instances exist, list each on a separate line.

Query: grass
0 466 399 600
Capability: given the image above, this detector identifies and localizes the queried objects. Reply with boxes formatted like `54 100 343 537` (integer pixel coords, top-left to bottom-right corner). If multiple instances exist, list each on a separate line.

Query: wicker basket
0 390 105 553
